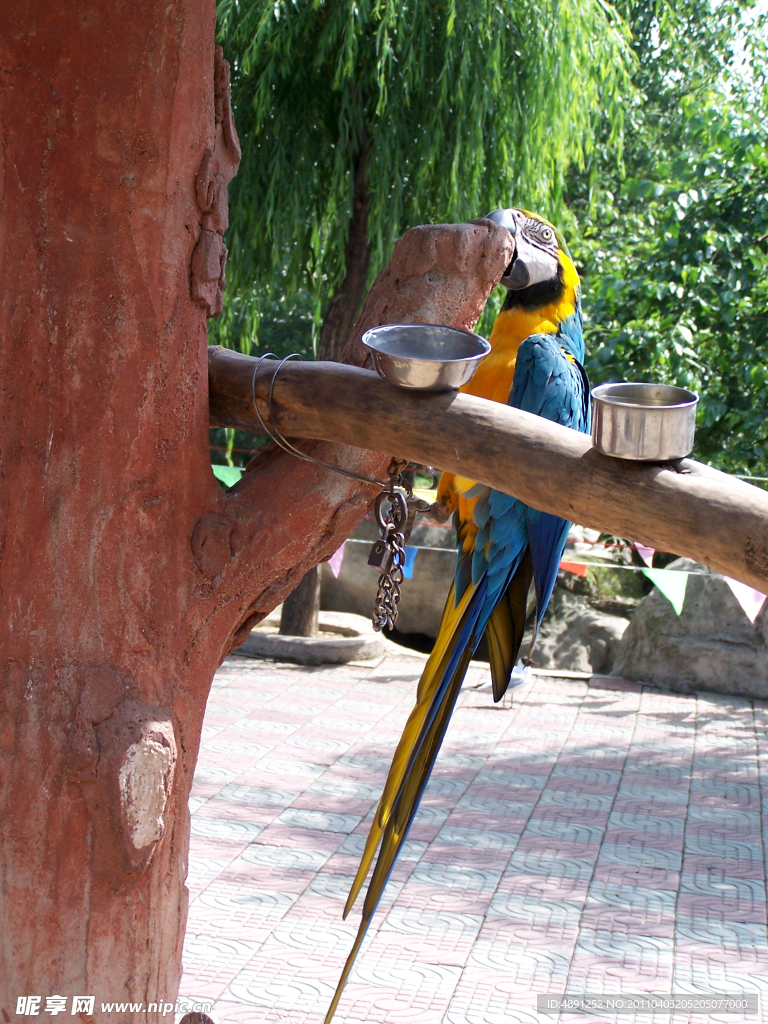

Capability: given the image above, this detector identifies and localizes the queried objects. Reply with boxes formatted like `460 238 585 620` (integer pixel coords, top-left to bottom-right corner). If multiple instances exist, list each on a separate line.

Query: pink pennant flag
328 542 346 579
723 577 766 623
634 542 655 568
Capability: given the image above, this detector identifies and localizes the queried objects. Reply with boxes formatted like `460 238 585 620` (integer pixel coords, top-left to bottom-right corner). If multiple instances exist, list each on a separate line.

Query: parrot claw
420 500 452 525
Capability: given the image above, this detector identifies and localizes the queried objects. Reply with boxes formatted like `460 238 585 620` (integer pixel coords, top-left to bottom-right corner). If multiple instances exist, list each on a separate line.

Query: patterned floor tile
179 654 768 1024
180 933 263 1000
190 816 266 844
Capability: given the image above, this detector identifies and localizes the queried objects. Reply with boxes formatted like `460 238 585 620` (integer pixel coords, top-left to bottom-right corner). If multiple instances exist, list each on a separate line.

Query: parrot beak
484 208 518 235
503 258 529 289
483 208 522 289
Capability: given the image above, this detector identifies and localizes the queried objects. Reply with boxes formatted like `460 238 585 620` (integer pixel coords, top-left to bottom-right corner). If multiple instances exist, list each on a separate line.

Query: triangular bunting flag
328 542 346 579
212 464 244 487
634 542 655 568
560 560 588 577
403 546 418 580
723 577 766 624
643 568 688 615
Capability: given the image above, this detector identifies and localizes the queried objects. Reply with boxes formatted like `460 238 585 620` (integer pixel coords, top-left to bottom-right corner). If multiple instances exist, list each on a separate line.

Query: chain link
367 478 431 632
372 526 406 632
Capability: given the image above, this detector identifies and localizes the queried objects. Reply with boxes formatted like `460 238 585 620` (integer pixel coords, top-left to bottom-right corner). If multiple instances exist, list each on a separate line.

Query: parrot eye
524 217 557 247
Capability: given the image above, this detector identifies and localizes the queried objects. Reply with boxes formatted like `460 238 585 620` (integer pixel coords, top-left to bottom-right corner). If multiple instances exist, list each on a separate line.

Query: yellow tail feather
330 591 480 1021
343 582 477 917
329 665 469 1022
322 920 371 1024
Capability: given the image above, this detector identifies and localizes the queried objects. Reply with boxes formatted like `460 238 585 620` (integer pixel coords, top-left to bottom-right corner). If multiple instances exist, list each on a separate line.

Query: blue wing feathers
326 283 591 1024
525 509 572 622
508 328 589 627
455 325 589 637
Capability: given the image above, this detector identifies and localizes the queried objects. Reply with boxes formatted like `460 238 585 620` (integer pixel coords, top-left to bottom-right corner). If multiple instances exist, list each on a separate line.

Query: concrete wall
321 519 456 638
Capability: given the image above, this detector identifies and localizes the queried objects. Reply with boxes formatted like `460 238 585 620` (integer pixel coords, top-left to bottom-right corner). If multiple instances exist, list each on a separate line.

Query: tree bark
0 7 514 1006
316 130 372 362
279 567 321 637
209 353 768 594
0 2 220 1015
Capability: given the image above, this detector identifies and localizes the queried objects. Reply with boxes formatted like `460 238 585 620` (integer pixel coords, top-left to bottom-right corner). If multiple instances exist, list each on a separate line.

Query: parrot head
484 207 578 312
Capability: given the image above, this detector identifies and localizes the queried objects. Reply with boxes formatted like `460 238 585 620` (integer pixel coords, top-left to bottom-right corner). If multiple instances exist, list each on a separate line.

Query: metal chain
372 528 409 630
369 487 419 632
372 523 407 632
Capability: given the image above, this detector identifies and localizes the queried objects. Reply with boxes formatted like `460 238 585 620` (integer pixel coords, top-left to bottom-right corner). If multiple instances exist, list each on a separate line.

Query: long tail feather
321 922 371 1024
329 582 485 1022
327 657 471 1024
342 582 478 918
486 548 533 702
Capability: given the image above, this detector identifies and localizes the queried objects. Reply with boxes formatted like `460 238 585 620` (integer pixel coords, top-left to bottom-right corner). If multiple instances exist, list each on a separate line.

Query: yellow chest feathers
462 255 578 404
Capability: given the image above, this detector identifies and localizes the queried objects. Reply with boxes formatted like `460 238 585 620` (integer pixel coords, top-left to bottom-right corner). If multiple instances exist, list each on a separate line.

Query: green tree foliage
216 0 632 356
570 1 768 476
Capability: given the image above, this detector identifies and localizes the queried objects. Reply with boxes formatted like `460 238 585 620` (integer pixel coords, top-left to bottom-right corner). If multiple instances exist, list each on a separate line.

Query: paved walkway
180 651 768 1024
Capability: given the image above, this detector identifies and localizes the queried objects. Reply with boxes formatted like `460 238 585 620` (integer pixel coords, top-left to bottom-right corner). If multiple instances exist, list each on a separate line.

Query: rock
613 558 768 698
534 585 630 674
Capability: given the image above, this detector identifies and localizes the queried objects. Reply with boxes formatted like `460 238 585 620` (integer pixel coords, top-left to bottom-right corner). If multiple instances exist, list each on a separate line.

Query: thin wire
251 353 391 490
341 538 723 575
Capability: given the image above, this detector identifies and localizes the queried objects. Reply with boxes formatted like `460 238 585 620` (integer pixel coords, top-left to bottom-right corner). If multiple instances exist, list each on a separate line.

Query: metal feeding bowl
362 324 491 392
591 382 699 461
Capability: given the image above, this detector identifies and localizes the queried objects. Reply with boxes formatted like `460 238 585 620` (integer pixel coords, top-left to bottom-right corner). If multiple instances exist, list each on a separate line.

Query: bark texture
0 4 514 1011
0 1 217 1014
279 568 321 637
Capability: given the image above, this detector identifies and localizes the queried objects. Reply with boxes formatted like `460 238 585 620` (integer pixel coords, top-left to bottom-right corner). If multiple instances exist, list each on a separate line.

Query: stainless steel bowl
362 324 491 392
591 382 699 461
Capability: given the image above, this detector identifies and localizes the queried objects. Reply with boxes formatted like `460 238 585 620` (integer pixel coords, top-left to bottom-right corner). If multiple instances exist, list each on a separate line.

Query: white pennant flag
642 568 688 615
723 577 766 624
634 542 655 568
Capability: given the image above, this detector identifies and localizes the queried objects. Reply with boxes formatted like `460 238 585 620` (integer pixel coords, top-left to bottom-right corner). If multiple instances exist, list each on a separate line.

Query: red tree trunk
0 1 220 1015
0 3 513 1018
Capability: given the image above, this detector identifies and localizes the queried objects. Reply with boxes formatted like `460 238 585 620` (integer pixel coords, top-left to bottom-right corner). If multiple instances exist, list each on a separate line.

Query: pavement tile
180 654 768 1023
190 816 266 844
486 892 583 941
589 675 643 694
434 824 519 852
371 908 484 967
443 966 555 1024
207 998 310 1023
252 822 350 855
565 951 674 989
180 933 263 1000
680 863 767 912
592 864 682 893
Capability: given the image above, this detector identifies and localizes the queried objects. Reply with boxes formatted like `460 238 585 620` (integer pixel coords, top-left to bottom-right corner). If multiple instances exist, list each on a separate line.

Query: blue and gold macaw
323 209 590 1023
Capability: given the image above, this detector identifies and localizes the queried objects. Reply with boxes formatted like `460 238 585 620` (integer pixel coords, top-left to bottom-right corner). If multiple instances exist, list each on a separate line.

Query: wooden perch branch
209 347 768 593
